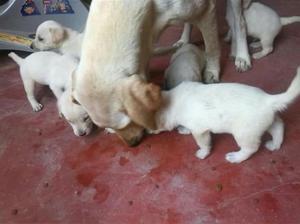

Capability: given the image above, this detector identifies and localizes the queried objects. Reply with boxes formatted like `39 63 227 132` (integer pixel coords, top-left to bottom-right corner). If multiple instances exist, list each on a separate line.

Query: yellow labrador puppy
72 0 220 146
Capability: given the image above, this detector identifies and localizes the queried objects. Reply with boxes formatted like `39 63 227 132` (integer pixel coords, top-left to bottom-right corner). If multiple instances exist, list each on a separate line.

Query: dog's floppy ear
71 70 81 105
49 26 65 44
120 75 161 130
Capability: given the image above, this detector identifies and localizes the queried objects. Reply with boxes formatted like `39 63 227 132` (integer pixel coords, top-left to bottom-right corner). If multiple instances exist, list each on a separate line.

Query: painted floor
0 0 300 223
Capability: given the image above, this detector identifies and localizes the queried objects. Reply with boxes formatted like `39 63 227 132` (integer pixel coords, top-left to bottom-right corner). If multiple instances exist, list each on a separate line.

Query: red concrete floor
0 1 300 223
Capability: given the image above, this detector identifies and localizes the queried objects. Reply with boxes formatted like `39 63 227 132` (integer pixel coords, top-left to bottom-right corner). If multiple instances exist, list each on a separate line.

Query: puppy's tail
8 52 23 66
280 16 300 26
270 67 300 112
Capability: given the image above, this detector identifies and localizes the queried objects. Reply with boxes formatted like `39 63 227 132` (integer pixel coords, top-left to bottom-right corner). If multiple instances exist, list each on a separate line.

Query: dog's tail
270 67 300 112
8 52 23 66
280 16 300 26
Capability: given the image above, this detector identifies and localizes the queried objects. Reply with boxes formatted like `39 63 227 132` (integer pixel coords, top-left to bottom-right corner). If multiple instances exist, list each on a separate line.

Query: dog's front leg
229 0 251 72
196 2 220 83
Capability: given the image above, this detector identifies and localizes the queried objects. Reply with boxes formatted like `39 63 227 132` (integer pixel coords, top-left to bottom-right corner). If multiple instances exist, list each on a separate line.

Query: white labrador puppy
164 43 205 90
151 67 300 163
57 89 94 137
226 2 300 59
8 51 78 111
31 20 83 58
8 51 93 136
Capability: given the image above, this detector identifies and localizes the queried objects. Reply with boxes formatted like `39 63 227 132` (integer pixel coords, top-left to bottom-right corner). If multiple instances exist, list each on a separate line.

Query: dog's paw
195 148 210 159
235 57 251 72
223 31 231 43
177 126 191 135
32 103 43 112
225 152 244 163
172 40 185 49
265 140 280 151
104 128 115 134
203 71 219 84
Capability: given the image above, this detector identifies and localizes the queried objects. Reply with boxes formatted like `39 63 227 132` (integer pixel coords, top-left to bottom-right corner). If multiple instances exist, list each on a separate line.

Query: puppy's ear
49 27 65 44
121 76 161 130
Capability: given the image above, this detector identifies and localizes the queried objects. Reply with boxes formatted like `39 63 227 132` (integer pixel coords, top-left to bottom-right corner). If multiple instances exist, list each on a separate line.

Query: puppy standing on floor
238 2 299 59
8 52 93 137
151 67 300 163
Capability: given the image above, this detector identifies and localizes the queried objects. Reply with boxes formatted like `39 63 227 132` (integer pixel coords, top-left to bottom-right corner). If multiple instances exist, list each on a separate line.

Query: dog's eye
38 36 44 42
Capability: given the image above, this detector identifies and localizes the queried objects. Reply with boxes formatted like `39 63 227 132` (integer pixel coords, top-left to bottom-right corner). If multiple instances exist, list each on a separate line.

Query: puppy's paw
252 52 265 60
32 103 43 112
225 152 244 163
250 41 261 49
265 140 280 151
203 71 219 84
195 148 210 160
235 57 251 72
177 126 191 135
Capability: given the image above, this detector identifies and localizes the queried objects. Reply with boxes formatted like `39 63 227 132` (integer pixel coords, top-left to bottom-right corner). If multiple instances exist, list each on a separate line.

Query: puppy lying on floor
150 67 300 163
8 52 93 136
164 43 206 90
225 2 300 59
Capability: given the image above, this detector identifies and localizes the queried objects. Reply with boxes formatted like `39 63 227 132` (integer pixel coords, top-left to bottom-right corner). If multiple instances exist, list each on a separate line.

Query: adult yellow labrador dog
72 0 220 146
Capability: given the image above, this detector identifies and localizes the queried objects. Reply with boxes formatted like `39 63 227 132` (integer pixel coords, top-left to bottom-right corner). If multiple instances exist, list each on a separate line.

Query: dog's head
58 90 93 137
72 72 161 146
31 20 66 51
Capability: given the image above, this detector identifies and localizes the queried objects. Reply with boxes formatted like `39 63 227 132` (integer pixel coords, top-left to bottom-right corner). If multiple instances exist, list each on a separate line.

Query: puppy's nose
29 43 34 49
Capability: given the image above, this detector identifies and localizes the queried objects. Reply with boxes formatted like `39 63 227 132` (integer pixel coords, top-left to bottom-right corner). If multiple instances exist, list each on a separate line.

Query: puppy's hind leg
226 134 260 163
265 116 284 151
252 38 274 59
249 41 262 49
22 77 43 112
195 1 220 83
192 130 212 159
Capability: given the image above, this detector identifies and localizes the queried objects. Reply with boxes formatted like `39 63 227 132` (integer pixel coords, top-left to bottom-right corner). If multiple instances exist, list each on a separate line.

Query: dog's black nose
29 43 34 49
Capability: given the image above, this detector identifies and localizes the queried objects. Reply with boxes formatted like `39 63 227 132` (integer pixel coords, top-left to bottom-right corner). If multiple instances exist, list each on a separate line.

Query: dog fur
240 2 299 59
226 0 252 72
72 0 221 146
57 89 94 137
164 43 205 90
152 67 300 163
31 20 83 58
